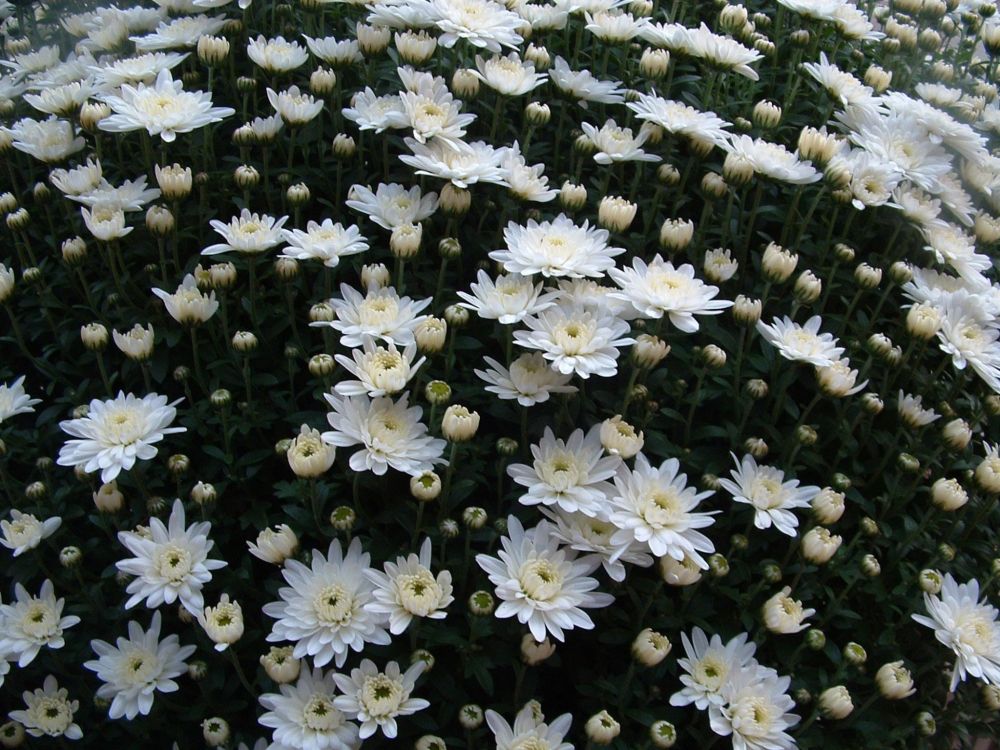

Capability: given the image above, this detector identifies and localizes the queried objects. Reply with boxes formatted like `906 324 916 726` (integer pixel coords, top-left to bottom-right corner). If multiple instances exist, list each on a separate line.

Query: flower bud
701 172 728 198
805 628 826 650
261 645 300 683
497 437 518 456
801 526 842 564
639 48 670 78
59 546 82 568
861 393 883 415
234 164 260 189
440 519 460 538
708 553 729 577
94 481 124 512
436 184 470 217
843 641 867 665
744 437 768 459
752 100 782 128
938 542 955 561
202 717 230 747
919 568 943 594
876 661 915 699
525 101 550 126
459 704 484 730
462 506 487 529
286 182 311 207
426 380 452 406
5 208 28 230
762 563 782 583
722 152 754 186
632 628 671 667
416 737 446 750
761 242 797 282
524 43 550 69
197 35 230 65
81 322 108 350
746 378 769 399
444 304 469 327
390 222 422 258
659 218 694 252
659 554 702 586
854 262 882 289
61 236 88 265
916 711 936 736
600 415 644 458
467 591 494 616
657 164 681 185
309 67 337 96
411 471 442 501
762 587 813 633
698 344 727 369
584 711 620 745
632 334 669 368
931 477 968 511
190 481 217 505
450 67 479 97
415 318 447 353
975 450 1000 494
864 64 892 93
598 196 637 232
819 686 853 719
982 684 1000 711
332 133 356 158
231 330 258 353
308 354 335 377
861 553 881 577
649 720 677 748
248 524 298 564
442 405 479 441
558 181 587 211
287 424 335 478
203 594 244 651
80 101 111 132
521 633 556 665
811 487 845 524
793 269 822 304
329 506 355 531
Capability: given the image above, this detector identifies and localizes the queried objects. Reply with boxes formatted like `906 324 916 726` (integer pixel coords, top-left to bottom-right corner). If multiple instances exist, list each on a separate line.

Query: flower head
9 675 82 740
333 659 430 739
0 376 41 424
756 315 844 368
365 538 454 635
202 208 289 256
152 274 219 325
0 510 61 557
259 666 361 750
719 453 819 537
0 580 80 668
609 256 731 331
492 214 625 279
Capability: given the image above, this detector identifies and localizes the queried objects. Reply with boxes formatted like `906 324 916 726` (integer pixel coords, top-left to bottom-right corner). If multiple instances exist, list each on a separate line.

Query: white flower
430 0 524 53
90 51 189 89
627 92 731 148
280 220 369 267
334 338 425 397
897 390 941 428
203 594 244 651
304 35 363 65
708 665 800 750
247 35 309 72
472 52 546 95
113 324 155 361
608 453 718 566
762 587 816 634
346 183 438 231
549 56 625 107
263 537 391 669
2 116 85 163
81 203 132 241
684 23 763 80
259 667 361 750
57 392 186 483
723 134 821 185
116 499 226 616
399 79 476 148
581 119 661 164
365 538 453 634
935 291 1000 392
492 214 625 279
475 516 615 642
400 138 509 188
609 256 732 331
267 85 325 125
719 453 820 537
342 88 405 132
475 353 577 406
49 158 102 195
801 52 874 106
131 15 227 51
9 675 82 740
83 610 196 720
0 580 80 668
319 284 431 348
248 524 299 564
502 142 558 202
321 392 446 477
202 208 289 256
670 627 758 709
514 304 635 379
816 358 868 397
755 315 844 367
541 507 653 583
486 703 573 750
99 68 233 142
0 510 61 557
152 274 219 325
333 659 430 739
912 574 1000 691
508 426 620 517
457 270 558 324
0 376 41 424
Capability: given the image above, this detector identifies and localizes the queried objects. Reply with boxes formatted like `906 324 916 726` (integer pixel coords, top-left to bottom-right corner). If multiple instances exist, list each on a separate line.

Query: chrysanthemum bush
2 0 1000 747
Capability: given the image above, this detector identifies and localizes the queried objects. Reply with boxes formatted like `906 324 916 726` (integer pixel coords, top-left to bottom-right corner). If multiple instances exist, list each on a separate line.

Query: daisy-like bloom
507 426 620 516
816 358 868 397
881 91 987 162
801 52 874 107
515 304 635 379
913 574 1000 690
259 667 361 750
608 453 717 567
922 222 993 285
116 499 226 616
472 52 546 96
935 294 1000 393
304 35 363 66
708 664 800 750
334 338 425 397
319 284 431 348
81 203 132 241
541 507 654 583
24 80 96 117
477 516 615 641
152 274 220 325
268 85 325 125
486 702 573 750
83 610 196 720
400 138 509 188
502 142 558 202
755 315 844 368
580 118 661 165
897 390 941 428
280 220 368 268
202 208 289 256
9 675 82 740
99 68 234 142
263 537 391 669
457 270 558 324
475 353 577 406
247 35 309 72
321 392 446 476
549 56 625 107
365 538 453 634
2 116 85 163
57 392 185 483
684 23 763 80
131 15 227 51
0 580 80 668
342 88 405 133
723 134 821 185
49 158 102 196
609 256 731 332
333 659 429 739
585 9 648 41
626 93 732 149
346 183 438 231
113 323 155 362
0 511 61 557
0 376 42 424
89 51 189 89
399 79 476 148
71 176 162 212
492 214 625 279
670 627 759 709
719 453 820 537
430 0 524 53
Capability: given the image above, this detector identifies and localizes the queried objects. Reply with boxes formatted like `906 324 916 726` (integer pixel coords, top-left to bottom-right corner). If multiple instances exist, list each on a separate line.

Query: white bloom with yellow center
365 538 454 634
49 158 102 196
430 0 524 53
458 270 558 324
762 586 816 634
719 453 820 537
9 675 82 740
131 15 227 52
0 375 42 424
287 425 336 478
346 182 438 231
0 580 80 668
400 137 509 188
259 667 361 750
267 85 325 125
475 353 577 406
549 56 625 107
515 304 635 379
202 208 289 256
581 118 661 165
333 659 430 739
113 323 155 361
280 220 369 268
493 214 625 279
723 134 821 185
670 627 758 709
541 507 654 583
473 52 546 95
2 116 85 163
756 315 844 368
320 283 431 348
626 92 731 148
400 85 476 148
152 273 219 325
83 610 196 720
486 702 573 750
0 510 61 557
203 594 244 651
81 203 132 241
247 35 309 72
335 337 425 397
708 665 800 750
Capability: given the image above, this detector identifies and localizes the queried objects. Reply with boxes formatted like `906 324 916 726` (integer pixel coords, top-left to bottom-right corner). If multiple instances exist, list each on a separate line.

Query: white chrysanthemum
247 35 309 72
89 51 188 89
457 270 558 324
585 9 648 41
9 675 82 740
365 538 453 635
319 284 431 348
131 14 227 51
723 134 821 184
756 315 844 368
609 256 732 331
608 453 717 566
719 453 820 537
280 220 368 267
684 23 763 80
486 703 573 750
514 304 635 379
304 35 363 65
80 203 132 241
99 68 234 142
475 353 577 406
936 291 1000 392
580 118 661 165
550 278 635 318
71 176 161 212
670 627 758 709
549 55 625 106
346 183 438 231
816 358 868 397
49 158 102 196
472 52 546 95
708 665 800 750
431 0 523 53
0 510 61 557
342 88 405 132
0 580 79 668
626 92 731 148
399 85 476 148
801 52 874 106
2 116 85 163
508 426 619 516
0 376 42 424
897 390 941 428
492 214 625 279
57 392 185 483
116 499 226 616
83 611 195 720
333 659 429 739
922 222 993 285
259 667 361 750
334 338 425 397
400 137 509 188
24 81 95 116
476 516 615 642
267 85 325 125
501 142 558 202
321 392 446 477
263 537 391 669
912 574 1000 690
202 208 289 256
152 273 220 325
541 506 654 583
